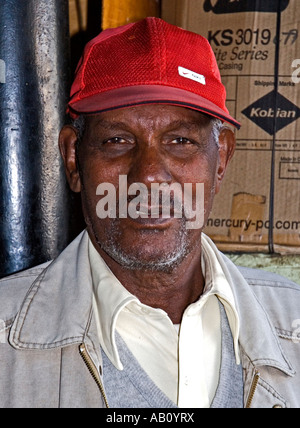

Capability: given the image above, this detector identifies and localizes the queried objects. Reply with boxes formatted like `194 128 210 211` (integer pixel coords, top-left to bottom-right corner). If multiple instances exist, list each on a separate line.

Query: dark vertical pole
268 0 282 254
0 0 72 277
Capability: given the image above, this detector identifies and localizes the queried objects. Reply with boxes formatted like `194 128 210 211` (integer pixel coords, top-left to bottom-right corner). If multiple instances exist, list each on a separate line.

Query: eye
170 137 193 145
169 137 195 146
98 135 135 155
104 137 128 144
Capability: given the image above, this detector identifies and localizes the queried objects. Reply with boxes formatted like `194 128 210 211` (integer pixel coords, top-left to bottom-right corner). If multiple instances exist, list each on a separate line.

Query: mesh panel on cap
81 19 162 97
68 17 240 128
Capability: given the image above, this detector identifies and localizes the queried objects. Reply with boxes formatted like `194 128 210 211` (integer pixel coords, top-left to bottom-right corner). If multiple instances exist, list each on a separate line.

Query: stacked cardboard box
162 0 300 253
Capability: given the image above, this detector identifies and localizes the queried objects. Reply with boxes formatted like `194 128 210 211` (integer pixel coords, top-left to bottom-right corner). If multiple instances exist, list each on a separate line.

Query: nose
127 144 172 187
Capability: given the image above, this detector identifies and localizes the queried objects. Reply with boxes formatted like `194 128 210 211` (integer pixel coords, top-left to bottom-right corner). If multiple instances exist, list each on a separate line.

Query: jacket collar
213 240 295 376
10 231 295 376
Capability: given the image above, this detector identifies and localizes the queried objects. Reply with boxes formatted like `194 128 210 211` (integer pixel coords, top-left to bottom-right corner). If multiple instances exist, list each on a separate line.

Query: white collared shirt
89 234 240 408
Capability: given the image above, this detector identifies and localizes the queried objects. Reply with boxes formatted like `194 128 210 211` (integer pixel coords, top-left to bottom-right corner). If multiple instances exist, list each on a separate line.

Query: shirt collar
89 234 240 369
201 234 240 364
89 239 136 369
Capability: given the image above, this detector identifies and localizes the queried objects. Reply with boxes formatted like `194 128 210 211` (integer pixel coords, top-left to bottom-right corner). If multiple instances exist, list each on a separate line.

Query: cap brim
68 85 241 129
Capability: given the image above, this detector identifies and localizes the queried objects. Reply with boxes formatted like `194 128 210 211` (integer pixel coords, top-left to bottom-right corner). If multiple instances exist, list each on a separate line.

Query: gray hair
211 118 224 148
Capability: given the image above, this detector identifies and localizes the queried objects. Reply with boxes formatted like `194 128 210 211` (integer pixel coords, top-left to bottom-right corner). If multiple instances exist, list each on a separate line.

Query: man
0 17 299 408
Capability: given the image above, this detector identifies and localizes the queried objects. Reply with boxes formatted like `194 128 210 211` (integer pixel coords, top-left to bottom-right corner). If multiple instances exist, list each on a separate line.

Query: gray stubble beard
90 216 198 273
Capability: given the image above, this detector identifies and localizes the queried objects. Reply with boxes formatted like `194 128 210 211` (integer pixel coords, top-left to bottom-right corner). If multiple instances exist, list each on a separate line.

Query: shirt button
273 404 282 408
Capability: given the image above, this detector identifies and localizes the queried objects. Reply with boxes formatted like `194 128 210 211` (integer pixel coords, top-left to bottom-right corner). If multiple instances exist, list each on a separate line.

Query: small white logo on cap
178 66 206 85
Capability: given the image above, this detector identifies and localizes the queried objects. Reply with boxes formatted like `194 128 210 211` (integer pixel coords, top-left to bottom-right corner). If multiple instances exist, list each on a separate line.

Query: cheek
79 156 126 227
178 153 218 190
80 153 123 192
77 158 103 221
182 155 219 213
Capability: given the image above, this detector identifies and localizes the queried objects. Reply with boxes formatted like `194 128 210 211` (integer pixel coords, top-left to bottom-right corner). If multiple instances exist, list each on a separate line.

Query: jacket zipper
80 339 260 409
245 371 260 408
79 343 109 408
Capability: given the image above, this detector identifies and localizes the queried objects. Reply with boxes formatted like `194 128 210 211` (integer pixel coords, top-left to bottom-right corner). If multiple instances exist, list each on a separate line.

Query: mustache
120 190 184 217
95 179 205 229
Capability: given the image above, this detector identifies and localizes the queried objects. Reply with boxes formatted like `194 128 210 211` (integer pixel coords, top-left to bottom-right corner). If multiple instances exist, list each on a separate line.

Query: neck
92 234 205 324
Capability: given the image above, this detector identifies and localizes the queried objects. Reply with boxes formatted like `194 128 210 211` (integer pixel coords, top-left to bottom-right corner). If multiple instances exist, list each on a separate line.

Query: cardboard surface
162 0 300 253
102 0 160 29
69 0 88 37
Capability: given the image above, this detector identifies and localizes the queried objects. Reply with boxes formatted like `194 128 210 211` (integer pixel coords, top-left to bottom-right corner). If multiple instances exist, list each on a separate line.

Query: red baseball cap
68 17 240 129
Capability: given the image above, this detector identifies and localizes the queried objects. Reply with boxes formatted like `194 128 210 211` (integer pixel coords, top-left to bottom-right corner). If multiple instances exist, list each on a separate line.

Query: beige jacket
0 230 300 408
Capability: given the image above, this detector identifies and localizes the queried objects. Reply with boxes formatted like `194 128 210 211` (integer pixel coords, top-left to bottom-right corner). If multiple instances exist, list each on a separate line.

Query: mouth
129 216 172 227
124 204 183 229
136 204 182 217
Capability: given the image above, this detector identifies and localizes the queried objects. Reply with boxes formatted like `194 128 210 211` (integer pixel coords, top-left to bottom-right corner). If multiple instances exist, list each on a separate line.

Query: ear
58 125 82 193
215 127 236 194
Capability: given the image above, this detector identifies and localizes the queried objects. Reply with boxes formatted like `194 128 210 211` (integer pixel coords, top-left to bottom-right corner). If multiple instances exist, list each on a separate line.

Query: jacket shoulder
237 265 300 289
237 265 300 337
0 262 51 322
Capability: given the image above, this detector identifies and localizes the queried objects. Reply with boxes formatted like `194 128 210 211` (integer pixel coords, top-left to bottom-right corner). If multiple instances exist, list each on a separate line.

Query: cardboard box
162 0 300 254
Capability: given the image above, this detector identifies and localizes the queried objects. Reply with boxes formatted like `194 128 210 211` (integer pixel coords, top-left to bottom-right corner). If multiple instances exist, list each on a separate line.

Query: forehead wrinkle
90 118 131 131
85 104 214 140
89 117 210 135
164 119 210 132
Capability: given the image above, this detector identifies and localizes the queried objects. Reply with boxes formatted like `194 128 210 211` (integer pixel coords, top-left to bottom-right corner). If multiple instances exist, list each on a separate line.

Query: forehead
85 104 213 133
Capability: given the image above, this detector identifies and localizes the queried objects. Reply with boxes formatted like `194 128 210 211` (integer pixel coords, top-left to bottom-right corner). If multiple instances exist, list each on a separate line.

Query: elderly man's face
60 105 235 271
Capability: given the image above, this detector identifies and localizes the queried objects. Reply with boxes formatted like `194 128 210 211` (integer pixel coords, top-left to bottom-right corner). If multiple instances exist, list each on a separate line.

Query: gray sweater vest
101 302 244 408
